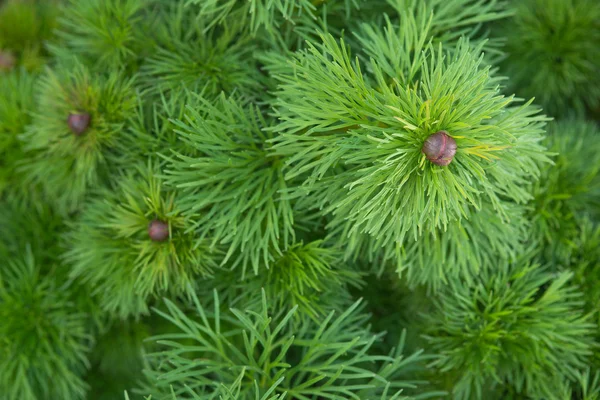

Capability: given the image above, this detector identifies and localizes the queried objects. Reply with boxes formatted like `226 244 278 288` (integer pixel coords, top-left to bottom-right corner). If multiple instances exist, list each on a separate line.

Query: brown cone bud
148 220 169 242
68 112 91 136
0 50 16 72
422 130 457 166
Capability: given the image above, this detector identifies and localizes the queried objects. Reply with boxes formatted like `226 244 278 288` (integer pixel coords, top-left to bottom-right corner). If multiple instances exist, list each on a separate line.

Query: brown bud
67 113 91 136
422 130 457 166
148 220 169 242
0 50 16 72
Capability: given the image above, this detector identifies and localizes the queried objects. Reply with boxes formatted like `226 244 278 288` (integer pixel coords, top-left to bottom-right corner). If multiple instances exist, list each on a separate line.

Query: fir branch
63 162 220 319
361 0 511 73
119 88 208 163
386 0 512 45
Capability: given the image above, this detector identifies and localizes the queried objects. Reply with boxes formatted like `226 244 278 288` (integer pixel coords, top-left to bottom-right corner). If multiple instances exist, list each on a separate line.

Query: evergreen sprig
1 0 599 398
383 0 511 56
64 162 220 319
139 289 437 399
121 88 202 163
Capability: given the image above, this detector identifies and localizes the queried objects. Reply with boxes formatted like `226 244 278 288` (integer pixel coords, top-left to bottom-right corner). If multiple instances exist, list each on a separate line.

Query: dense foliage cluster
0 0 599 399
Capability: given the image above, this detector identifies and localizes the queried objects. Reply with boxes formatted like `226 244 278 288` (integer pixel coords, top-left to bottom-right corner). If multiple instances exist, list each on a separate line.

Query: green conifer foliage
64 163 220 319
185 0 362 35
398 202 527 289
271 28 549 282
139 290 437 399
139 2 264 98
196 240 361 320
163 94 295 274
383 0 511 54
424 256 595 399
1 0 600 398
0 250 92 400
498 0 600 117
19 61 137 214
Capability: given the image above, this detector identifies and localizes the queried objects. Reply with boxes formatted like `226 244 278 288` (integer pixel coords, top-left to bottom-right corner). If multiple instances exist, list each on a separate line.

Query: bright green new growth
424 256 595 400
163 94 294 275
0 250 91 400
19 60 137 214
498 0 600 117
64 162 220 319
140 290 436 399
271 26 549 272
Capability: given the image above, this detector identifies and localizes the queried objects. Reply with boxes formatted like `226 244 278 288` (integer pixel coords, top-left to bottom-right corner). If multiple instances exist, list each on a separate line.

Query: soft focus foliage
498 0 600 116
0 0 598 399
